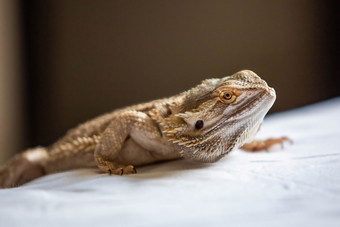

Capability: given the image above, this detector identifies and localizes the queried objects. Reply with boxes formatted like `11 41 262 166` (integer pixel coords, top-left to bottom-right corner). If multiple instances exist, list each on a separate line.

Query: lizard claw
121 165 137 175
104 165 137 176
241 136 292 152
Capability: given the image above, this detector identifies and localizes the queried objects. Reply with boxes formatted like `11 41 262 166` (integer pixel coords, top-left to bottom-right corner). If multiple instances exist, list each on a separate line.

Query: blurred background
0 0 338 164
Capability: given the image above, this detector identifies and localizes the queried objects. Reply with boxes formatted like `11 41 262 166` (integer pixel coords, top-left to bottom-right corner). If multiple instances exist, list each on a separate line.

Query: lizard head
153 70 276 162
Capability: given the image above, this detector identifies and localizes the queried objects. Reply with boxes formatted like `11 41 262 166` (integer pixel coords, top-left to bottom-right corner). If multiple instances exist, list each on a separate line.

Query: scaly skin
0 70 282 188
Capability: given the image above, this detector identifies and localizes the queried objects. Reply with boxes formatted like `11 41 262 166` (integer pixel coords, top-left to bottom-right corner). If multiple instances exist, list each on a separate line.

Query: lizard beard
176 114 264 162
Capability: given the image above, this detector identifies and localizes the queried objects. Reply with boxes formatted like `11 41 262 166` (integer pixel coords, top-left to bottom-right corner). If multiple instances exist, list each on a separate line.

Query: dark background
16 0 340 151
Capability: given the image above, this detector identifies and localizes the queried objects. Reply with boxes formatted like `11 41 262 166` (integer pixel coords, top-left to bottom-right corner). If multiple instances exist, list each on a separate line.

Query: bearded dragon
0 70 289 188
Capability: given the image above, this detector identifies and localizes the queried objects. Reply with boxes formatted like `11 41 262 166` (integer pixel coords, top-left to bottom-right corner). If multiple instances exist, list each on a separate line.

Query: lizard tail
0 144 98 188
0 147 49 188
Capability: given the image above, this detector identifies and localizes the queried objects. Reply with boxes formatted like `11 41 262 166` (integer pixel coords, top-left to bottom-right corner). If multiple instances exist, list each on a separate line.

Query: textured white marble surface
1 98 340 227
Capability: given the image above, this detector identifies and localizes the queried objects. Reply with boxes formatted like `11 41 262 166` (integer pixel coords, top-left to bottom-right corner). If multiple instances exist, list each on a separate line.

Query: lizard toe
107 165 137 175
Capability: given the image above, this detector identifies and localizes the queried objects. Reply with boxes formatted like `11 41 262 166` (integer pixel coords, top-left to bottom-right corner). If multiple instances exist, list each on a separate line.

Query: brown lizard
0 70 289 188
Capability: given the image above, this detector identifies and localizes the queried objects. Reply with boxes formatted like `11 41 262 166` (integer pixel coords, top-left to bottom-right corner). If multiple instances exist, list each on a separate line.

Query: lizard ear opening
195 120 204 130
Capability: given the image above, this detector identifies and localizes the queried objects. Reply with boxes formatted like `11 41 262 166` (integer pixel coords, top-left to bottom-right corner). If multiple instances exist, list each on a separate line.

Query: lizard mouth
233 89 275 120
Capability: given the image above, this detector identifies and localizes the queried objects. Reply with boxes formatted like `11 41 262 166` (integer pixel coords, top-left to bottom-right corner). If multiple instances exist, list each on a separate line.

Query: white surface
1 98 340 227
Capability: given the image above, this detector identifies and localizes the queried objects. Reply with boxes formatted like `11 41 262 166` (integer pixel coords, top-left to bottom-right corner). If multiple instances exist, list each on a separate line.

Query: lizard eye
220 90 236 103
223 92 232 100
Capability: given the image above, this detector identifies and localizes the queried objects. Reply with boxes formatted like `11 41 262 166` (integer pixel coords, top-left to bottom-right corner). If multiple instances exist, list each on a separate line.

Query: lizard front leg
94 110 165 175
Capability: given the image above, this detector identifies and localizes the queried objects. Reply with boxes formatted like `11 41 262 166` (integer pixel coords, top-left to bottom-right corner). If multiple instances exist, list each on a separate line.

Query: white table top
1 97 340 227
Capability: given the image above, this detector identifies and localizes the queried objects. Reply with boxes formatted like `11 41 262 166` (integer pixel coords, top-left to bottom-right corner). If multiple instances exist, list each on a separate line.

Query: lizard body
0 70 280 188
